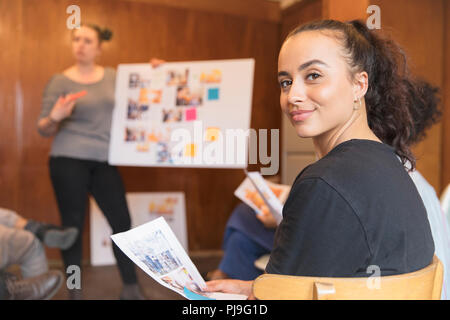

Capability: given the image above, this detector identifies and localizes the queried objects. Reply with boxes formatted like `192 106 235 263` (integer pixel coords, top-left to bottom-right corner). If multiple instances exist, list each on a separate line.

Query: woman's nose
287 81 306 106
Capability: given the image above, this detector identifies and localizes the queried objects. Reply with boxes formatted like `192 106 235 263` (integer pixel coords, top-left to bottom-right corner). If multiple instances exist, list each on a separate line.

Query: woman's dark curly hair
286 20 441 171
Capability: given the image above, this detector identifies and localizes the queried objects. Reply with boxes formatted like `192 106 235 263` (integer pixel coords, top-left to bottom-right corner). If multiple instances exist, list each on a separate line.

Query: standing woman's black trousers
49 156 137 285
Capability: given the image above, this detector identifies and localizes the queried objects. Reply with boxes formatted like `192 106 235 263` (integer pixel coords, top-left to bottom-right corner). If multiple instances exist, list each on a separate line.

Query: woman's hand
256 205 278 228
38 90 86 137
150 58 165 68
49 90 86 122
204 280 255 299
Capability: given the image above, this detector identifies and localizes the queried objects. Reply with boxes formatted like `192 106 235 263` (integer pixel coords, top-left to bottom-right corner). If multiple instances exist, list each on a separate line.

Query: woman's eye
306 73 321 81
279 80 292 89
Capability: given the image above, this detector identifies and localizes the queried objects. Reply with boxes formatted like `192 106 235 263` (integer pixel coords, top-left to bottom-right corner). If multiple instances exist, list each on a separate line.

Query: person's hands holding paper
256 205 278 228
150 58 165 68
204 279 255 300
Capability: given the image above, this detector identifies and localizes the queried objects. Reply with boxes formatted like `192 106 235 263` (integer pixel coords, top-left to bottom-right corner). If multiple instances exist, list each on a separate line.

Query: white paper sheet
90 192 187 266
111 217 247 300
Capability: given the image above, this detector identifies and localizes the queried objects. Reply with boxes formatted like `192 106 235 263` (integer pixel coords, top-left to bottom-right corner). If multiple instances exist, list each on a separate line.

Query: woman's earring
353 98 361 110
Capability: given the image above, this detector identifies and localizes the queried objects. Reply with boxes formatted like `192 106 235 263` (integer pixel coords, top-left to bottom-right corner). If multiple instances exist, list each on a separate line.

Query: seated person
206 202 277 281
0 270 63 300
204 19 438 298
0 207 78 299
207 43 450 299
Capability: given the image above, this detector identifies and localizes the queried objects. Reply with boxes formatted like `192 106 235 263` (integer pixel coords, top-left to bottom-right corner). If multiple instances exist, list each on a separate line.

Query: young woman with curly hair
205 19 439 298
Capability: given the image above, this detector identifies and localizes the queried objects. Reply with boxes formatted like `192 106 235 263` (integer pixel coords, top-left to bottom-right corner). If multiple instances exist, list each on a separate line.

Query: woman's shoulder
104 66 116 77
302 139 397 179
43 73 69 93
292 139 407 201
47 72 67 84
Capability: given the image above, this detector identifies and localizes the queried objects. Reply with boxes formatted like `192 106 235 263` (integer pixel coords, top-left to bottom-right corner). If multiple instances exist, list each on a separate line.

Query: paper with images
234 171 291 225
110 217 247 300
90 192 188 266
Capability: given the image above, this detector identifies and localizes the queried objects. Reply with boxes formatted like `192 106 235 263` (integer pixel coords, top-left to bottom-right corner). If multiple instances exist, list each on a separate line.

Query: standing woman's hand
38 90 87 137
49 90 87 122
150 58 165 68
49 96 75 122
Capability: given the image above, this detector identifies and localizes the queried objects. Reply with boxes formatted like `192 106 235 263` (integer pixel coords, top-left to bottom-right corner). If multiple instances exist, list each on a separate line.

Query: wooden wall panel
0 0 281 260
370 0 444 193
322 0 369 20
281 0 322 40
124 0 281 22
0 0 21 212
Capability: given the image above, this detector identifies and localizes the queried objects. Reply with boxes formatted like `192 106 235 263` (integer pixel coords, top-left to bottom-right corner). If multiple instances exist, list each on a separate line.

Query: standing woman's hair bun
100 28 113 41
80 23 113 43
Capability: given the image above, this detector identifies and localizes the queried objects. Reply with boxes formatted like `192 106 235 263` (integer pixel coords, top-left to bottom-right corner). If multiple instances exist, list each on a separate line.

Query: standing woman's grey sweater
39 67 116 162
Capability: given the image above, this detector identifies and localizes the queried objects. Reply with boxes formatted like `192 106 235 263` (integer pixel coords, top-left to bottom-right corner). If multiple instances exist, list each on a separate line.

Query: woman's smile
289 109 315 122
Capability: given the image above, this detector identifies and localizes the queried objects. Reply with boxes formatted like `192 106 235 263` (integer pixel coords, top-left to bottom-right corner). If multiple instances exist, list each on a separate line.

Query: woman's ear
353 71 368 100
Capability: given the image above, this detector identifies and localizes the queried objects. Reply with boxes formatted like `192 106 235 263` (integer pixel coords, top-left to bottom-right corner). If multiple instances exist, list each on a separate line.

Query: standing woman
37 24 145 300
205 19 437 297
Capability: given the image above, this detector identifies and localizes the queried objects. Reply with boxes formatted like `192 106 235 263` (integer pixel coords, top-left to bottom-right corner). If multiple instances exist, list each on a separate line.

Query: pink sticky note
185 108 197 121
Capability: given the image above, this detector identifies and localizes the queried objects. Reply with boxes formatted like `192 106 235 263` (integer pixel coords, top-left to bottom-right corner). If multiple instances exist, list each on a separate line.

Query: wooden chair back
253 255 443 300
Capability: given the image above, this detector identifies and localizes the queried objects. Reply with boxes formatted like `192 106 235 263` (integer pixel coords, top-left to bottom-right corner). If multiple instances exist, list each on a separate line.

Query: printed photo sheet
111 217 247 300
234 171 291 224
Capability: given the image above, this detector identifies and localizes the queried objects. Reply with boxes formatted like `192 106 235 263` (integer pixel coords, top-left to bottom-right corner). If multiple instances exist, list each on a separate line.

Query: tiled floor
50 251 223 300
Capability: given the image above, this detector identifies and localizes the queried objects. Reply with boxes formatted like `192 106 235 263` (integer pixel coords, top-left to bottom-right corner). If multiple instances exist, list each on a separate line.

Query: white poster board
90 192 187 266
109 59 254 168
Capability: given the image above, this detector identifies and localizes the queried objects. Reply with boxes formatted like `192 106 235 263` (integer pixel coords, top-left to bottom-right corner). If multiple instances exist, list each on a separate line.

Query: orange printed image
244 186 283 213
150 90 162 103
136 143 149 152
205 127 221 142
148 197 179 215
270 186 283 198
138 88 149 104
200 69 222 83
147 130 163 142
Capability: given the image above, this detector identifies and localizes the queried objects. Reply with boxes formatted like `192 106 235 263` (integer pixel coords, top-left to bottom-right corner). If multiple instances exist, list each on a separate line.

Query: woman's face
71 26 101 64
278 30 360 139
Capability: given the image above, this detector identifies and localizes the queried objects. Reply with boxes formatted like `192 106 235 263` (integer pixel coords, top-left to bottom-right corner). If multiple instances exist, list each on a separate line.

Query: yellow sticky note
205 127 220 142
184 143 197 157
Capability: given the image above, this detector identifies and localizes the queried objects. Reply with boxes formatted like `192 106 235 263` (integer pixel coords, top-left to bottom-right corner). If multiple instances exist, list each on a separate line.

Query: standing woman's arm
37 77 82 137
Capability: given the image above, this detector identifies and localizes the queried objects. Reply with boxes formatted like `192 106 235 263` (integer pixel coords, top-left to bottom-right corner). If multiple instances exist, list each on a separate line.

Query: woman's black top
266 139 434 277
